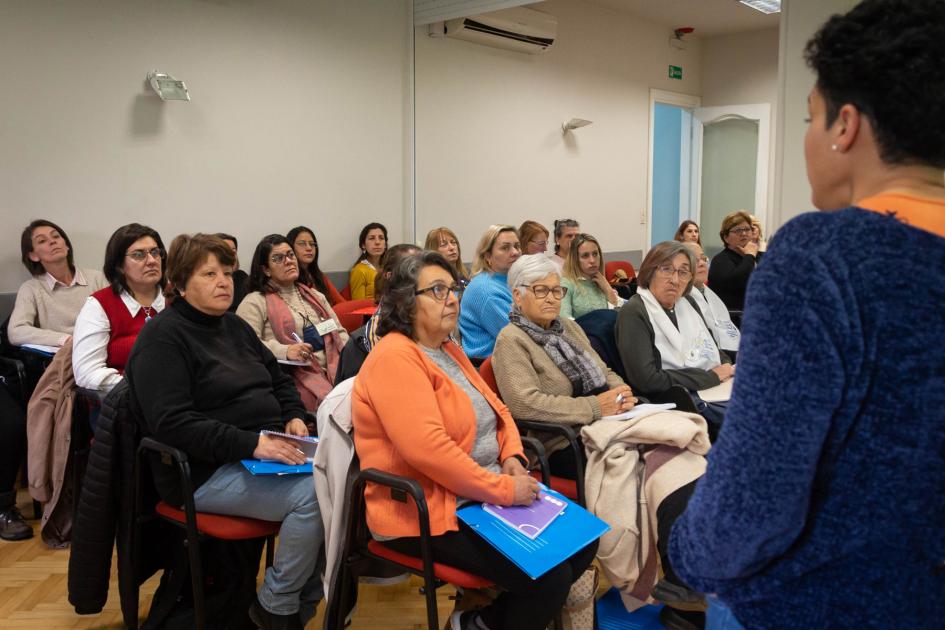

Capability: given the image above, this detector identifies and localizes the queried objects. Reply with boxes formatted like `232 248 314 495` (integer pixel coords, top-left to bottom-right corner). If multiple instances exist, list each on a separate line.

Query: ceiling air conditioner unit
444 6 557 54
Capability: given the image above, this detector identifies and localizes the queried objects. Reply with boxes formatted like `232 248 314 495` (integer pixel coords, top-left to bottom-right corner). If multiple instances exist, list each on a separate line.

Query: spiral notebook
260 430 319 462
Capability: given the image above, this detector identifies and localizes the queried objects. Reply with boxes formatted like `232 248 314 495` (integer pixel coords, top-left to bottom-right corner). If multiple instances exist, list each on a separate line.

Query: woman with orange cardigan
353 251 597 630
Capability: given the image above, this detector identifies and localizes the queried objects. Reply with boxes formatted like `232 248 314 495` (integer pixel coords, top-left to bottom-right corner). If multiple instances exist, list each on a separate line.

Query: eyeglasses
270 251 297 265
126 247 163 262
525 284 568 300
415 283 464 301
656 264 692 280
528 240 548 248
728 226 752 235
295 240 317 248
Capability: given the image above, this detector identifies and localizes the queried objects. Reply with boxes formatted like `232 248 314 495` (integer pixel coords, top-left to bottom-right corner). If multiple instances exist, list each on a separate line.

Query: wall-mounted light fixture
147 70 190 101
562 118 593 133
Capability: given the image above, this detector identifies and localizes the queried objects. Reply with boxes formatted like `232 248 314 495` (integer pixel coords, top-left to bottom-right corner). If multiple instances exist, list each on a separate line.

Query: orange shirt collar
855 192 945 239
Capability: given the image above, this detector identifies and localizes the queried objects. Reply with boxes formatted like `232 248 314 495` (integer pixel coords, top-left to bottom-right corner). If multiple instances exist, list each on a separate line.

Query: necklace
142 305 155 322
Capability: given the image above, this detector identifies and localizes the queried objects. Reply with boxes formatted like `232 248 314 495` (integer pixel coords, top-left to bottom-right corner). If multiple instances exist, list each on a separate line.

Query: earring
831 144 838 151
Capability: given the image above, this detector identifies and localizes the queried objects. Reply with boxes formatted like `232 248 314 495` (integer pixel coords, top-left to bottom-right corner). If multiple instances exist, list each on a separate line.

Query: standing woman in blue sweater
459 225 521 360
669 1 945 628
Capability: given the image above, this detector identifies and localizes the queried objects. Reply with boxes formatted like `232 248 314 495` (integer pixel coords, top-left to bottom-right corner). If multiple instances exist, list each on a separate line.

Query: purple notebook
482 491 567 540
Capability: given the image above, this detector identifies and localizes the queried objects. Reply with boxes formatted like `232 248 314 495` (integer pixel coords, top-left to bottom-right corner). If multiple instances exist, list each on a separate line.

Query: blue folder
457 488 610 579
241 459 312 475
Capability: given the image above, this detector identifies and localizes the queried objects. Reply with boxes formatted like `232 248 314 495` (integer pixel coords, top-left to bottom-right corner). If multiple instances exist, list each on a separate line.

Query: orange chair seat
529 471 578 502
366 540 494 589
155 501 281 540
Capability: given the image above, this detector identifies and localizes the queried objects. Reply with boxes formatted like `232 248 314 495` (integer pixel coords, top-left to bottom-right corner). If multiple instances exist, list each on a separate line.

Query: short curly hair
804 0 945 168
376 251 458 339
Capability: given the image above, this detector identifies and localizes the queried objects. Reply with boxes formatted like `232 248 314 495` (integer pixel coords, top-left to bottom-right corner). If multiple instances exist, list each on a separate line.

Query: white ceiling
581 0 780 37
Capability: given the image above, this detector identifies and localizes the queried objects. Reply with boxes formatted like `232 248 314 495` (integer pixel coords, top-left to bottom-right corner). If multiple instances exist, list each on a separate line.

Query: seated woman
352 250 597 630
550 218 580 270
707 210 762 312
673 220 701 245
458 225 521 359
237 235 348 412
424 226 469 284
615 241 733 426
9 219 107 348
348 222 388 300
518 220 550 255
493 254 634 475
684 242 740 354
215 233 250 312
560 233 624 319
72 223 167 395
749 214 768 253
126 233 323 629
287 225 344 305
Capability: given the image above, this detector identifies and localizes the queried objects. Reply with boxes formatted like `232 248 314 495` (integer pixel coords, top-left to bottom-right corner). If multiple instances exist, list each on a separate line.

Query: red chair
479 358 585 506
605 260 636 282
133 438 279 630
340 284 351 301
332 298 376 333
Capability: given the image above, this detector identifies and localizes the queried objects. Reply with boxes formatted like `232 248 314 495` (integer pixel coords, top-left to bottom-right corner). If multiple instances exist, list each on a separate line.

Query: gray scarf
508 310 607 396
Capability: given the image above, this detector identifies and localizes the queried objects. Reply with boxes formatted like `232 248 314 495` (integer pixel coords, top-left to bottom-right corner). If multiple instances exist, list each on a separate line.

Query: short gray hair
507 254 560 291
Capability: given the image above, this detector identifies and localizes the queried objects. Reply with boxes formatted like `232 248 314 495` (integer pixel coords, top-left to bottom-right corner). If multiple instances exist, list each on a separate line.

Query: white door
690 103 770 257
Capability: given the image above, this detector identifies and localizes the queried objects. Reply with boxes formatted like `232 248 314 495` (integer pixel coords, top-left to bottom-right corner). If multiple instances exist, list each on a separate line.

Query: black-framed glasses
126 247 164 262
415 283 464 301
270 251 297 265
525 284 568 300
728 226 752 235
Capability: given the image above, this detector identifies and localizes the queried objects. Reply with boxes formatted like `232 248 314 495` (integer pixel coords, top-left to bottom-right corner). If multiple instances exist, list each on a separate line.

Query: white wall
773 0 858 229
0 0 410 293
701 28 779 232
414 0 702 256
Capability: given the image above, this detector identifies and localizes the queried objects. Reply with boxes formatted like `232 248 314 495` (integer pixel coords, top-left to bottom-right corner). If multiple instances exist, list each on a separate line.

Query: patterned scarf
508 309 606 396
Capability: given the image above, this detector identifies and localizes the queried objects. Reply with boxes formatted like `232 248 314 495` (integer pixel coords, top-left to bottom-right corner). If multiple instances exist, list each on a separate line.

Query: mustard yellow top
348 260 377 301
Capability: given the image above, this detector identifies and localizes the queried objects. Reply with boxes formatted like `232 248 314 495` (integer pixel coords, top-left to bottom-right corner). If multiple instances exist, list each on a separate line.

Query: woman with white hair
684 242 740 354
492 254 634 475
458 224 522 359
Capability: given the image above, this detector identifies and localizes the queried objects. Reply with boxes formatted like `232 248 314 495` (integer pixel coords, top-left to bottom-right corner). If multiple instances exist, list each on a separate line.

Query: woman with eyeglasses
493 255 633 472
683 242 740 354
458 225 522 360
236 234 348 412
559 233 624 319
287 225 345 306
72 223 167 396
707 211 762 312
615 241 733 426
353 250 597 630
518 220 551 255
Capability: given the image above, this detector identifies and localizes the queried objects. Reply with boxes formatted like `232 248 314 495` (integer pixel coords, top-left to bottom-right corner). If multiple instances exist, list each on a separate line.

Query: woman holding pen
237 234 348 412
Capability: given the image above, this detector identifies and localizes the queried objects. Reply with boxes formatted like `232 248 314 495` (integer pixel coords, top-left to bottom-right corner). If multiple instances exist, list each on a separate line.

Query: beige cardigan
581 410 709 612
492 318 624 425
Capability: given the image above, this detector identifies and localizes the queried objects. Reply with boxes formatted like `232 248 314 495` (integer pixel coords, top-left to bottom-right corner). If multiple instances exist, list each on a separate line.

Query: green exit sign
669 65 683 80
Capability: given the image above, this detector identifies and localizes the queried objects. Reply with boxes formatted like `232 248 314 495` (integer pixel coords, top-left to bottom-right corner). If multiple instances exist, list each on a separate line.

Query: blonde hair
471 224 518 275
562 233 604 282
424 226 468 280
748 214 764 240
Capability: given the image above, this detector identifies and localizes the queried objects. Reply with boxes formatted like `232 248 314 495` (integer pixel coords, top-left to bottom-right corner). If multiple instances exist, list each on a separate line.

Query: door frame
646 89 701 255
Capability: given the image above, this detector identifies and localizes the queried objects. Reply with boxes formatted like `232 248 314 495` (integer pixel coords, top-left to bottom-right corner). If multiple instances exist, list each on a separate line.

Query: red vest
91 287 147 374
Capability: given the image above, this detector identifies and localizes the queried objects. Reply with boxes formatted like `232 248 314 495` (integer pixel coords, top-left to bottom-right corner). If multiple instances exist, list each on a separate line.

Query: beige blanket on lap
581 410 710 611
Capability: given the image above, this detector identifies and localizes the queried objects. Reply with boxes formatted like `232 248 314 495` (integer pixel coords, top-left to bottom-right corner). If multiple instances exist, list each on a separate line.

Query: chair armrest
137 437 197 515
515 420 585 505
519 436 550 487
0 356 28 405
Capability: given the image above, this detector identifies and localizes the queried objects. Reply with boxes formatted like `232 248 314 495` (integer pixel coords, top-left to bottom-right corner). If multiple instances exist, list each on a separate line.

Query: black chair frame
515 419 586 507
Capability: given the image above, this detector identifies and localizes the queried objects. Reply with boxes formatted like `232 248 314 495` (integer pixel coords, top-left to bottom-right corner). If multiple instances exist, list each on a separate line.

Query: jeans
707 598 745 630
193 463 324 619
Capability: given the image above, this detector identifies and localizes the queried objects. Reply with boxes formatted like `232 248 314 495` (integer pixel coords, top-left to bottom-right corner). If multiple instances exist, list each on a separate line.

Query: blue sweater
459 272 512 358
669 207 945 628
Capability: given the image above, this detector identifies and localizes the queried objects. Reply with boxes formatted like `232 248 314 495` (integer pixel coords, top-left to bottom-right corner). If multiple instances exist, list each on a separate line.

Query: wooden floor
0 490 460 629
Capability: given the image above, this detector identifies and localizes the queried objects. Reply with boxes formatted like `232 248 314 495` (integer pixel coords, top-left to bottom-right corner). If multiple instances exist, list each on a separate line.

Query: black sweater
126 298 306 505
707 247 762 311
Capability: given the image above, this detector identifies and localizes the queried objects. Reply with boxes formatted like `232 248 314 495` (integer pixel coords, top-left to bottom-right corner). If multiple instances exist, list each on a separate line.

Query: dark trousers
382 521 599 630
0 387 26 509
656 479 699 587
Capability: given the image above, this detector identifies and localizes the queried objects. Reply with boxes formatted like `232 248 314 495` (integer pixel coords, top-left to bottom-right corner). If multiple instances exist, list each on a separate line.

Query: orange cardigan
352 332 525 538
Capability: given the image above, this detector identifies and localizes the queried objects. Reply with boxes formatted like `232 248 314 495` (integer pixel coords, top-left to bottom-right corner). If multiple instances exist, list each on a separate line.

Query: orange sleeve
364 345 516 505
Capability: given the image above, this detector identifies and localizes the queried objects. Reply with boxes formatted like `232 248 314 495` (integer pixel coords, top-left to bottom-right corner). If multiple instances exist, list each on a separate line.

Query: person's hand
286 343 314 361
501 456 528 477
739 241 760 257
596 385 636 416
711 364 735 382
511 473 540 506
253 433 307 465
284 418 309 437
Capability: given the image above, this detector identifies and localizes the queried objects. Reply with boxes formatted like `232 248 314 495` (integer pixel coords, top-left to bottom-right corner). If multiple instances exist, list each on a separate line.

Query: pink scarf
265 283 342 410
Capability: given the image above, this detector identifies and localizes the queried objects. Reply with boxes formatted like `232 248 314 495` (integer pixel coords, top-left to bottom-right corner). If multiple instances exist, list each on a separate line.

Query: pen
290 332 303 344
615 393 624 406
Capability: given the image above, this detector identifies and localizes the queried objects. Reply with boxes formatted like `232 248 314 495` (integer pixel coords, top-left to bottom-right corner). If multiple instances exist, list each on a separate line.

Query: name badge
315 319 339 336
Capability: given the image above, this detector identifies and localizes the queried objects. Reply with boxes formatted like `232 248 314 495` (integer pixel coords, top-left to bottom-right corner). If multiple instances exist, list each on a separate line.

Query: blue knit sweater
669 207 945 628
459 272 512 358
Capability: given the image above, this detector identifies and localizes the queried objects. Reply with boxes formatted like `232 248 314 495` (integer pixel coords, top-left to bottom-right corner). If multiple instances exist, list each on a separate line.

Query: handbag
560 565 599 630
